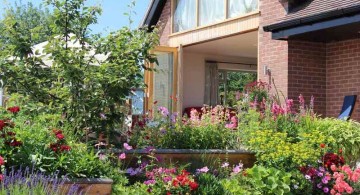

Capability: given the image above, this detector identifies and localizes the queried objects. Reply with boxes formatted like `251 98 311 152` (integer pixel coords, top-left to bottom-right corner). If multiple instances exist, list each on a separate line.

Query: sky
0 0 151 34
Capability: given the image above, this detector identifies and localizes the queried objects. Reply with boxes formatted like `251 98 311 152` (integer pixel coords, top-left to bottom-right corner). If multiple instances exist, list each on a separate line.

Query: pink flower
232 163 243 174
119 153 126 160
197 166 209 173
331 164 337 172
123 143 133 150
0 156 4 166
0 174 3 181
221 162 229 168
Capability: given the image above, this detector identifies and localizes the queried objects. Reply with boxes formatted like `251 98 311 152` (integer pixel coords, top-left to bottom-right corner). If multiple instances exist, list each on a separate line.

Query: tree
0 0 159 141
0 0 55 51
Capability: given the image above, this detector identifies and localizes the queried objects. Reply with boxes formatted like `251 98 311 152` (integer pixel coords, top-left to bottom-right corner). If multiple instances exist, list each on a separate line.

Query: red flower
0 156 4 166
339 148 343 154
323 153 345 168
6 132 16 137
189 181 199 191
181 170 190 176
7 106 20 114
50 143 59 152
60 145 71 152
0 120 5 130
56 133 65 140
9 139 22 147
320 143 326 148
0 174 3 181
166 192 171 195
53 129 63 135
172 179 179 187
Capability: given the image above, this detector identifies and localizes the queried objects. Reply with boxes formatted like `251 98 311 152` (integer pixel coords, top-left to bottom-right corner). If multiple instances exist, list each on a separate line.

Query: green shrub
194 173 227 195
246 165 292 195
315 118 360 166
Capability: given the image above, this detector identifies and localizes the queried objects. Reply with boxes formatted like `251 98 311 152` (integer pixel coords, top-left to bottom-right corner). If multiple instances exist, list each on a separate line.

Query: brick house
141 0 360 120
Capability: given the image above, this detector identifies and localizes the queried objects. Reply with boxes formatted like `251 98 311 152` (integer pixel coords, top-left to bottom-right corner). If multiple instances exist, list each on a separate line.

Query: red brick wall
157 0 171 46
326 38 360 121
288 41 327 116
258 0 289 97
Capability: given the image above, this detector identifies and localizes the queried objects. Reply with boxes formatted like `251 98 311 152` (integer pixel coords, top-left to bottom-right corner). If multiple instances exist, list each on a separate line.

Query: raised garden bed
115 149 256 171
60 178 113 195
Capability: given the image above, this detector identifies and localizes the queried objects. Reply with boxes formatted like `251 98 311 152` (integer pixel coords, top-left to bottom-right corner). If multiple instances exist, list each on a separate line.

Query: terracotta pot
116 149 256 171
60 178 113 195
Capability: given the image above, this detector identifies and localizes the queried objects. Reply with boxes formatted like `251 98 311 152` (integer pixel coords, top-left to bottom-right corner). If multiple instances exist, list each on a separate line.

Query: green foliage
113 183 149 195
315 118 360 166
0 0 159 139
0 0 55 51
194 173 227 195
245 129 333 169
220 178 257 195
246 165 292 195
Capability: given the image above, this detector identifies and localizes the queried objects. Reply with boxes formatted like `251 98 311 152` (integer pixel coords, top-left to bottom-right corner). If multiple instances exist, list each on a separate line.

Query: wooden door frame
145 46 178 113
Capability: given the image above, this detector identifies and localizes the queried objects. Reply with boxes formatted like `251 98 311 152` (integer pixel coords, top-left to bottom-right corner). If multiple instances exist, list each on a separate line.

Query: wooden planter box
117 149 256 171
60 178 113 195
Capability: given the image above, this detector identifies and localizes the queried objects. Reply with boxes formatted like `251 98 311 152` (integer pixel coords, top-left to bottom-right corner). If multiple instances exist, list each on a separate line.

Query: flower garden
1 80 360 195
1 0 360 194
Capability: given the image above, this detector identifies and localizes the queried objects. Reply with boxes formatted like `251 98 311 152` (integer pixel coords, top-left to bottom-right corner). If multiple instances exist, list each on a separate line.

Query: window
130 89 144 115
228 0 258 18
173 0 197 33
173 0 258 33
218 71 256 107
153 51 174 110
199 0 225 26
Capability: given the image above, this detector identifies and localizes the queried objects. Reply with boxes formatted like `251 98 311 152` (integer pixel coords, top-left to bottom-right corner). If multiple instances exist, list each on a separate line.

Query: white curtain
204 62 219 106
174 0 196 32
199 0 225 26
228 0 258 18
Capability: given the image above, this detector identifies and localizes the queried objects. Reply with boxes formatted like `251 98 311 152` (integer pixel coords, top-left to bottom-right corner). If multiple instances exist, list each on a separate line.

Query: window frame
171 0 259 34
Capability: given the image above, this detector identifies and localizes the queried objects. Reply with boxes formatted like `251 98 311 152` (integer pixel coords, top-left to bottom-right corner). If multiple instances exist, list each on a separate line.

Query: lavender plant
0 167 81 195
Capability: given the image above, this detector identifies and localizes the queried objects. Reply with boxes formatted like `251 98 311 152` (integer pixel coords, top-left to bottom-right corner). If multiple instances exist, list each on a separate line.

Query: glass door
145 46 178 113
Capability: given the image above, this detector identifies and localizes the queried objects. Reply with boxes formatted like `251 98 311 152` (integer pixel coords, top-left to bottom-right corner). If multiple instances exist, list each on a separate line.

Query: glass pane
199 0 225 26
218 71 257 107
174 0 196 32
228 0 258 18
153 52 173 110
0 88 2 107
131 90 144 115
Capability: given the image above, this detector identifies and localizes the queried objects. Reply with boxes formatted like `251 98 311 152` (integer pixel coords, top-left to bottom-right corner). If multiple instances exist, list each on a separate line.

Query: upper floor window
173 0 258 33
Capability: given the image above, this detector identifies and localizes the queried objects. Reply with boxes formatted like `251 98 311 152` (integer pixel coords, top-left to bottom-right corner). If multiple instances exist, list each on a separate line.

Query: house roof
264 0 360 32
141 0 167 29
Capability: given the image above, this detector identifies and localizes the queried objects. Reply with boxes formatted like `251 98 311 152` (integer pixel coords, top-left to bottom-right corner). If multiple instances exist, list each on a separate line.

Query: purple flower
170 112 178 123
317 172 324 177
163 176 172 182
321 177 328 184
196 166 209 173
145 146 155 153
123 143 133 150
99 113 107 119
323 187 329 193
317 183 322 189
126 168 142 176
144 180 156 185
319 167 325 172
158 106 169 116
98 153 106 161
